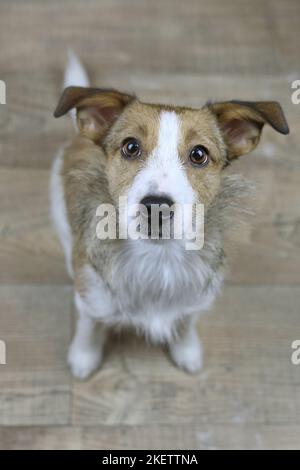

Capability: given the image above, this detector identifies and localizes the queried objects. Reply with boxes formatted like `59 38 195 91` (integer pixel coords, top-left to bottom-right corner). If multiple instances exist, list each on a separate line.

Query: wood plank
269 0 300 75
0 168 69 284
0 0 281 76
226 151 300 285
0 424 300 450
72 286 300 426
0 285 72 425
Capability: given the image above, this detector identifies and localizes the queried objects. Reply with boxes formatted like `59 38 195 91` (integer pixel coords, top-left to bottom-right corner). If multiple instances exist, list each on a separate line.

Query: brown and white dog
51 53 289 379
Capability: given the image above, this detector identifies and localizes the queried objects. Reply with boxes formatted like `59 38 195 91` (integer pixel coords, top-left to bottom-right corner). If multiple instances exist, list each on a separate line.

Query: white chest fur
79 240 223 342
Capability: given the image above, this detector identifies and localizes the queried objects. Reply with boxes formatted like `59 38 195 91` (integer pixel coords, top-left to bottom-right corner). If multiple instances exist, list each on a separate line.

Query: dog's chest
102 240 223 339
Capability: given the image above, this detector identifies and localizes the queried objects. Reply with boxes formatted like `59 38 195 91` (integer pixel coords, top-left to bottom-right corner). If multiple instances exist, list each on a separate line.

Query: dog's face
103 102 225 207
55 88 289 240
103 102 227 240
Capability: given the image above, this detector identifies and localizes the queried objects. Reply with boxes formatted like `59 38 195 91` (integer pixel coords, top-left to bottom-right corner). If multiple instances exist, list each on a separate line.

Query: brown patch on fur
74 265 90 298
61 136 111 272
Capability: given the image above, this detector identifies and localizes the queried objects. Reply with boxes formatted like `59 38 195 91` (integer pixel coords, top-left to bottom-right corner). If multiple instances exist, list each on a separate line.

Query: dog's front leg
68 293 106 380
169 317 203 373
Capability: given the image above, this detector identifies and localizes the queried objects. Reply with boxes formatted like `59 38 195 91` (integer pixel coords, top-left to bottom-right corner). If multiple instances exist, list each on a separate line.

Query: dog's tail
63 50 90 129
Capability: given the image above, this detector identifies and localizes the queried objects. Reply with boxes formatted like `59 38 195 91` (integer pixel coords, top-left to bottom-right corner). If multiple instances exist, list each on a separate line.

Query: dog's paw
68 344 102 380
169 332 203 374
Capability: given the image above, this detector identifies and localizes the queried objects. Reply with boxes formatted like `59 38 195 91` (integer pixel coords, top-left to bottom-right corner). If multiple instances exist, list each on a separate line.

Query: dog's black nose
140 195 174 219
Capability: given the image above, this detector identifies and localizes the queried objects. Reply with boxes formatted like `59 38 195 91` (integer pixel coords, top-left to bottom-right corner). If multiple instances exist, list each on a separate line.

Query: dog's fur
51 53 289 379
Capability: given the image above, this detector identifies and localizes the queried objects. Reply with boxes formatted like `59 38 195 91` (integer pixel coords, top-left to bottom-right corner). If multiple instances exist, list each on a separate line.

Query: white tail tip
64 50 89 89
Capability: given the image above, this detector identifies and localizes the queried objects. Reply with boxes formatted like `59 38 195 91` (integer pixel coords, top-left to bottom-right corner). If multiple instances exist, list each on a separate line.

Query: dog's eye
189 145 209 167
121 137 141 159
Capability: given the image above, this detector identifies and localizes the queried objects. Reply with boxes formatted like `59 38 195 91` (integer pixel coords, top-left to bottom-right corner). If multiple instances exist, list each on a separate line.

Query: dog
50 53 289 379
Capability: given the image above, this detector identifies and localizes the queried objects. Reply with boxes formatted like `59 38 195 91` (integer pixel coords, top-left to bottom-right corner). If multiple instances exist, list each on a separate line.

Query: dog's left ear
54 86 134 141
208 100 289 160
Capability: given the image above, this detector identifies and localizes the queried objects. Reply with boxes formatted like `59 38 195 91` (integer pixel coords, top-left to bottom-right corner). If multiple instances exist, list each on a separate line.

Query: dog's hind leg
68 292 106 380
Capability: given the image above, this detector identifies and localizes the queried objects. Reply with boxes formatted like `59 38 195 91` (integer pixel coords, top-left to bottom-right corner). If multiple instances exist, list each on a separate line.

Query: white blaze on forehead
155 111 181 167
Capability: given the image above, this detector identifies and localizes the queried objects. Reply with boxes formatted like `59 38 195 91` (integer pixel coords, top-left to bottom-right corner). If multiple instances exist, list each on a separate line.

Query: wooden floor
0 0 300 450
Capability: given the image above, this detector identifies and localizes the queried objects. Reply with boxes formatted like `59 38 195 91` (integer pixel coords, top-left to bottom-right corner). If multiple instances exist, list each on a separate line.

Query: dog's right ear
54 86 134 141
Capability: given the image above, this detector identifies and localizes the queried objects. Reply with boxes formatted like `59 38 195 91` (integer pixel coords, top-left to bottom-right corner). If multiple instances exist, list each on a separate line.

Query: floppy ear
54 86 134 141
208 100 289 160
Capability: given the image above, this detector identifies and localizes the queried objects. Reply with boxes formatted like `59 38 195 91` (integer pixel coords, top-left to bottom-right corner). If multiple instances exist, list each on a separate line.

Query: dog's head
54 87 289 242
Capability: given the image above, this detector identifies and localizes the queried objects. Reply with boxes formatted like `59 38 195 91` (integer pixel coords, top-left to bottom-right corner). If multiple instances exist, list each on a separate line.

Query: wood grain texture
0 286 72 425
0 168 68 284
0 0 285 76
1 424 300 450
0 0 299 450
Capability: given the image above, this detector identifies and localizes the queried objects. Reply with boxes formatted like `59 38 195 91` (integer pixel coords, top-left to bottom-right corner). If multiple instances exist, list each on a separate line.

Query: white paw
169 332 203 374
68 343 102 380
